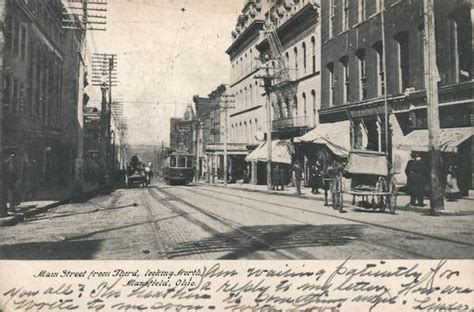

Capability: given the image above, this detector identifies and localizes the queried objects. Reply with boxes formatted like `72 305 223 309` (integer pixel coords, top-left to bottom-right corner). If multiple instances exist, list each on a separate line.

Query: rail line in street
167 185 474 258
151 187 314 259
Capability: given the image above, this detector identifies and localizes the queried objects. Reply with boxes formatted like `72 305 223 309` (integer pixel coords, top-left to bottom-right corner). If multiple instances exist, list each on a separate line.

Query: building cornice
256 3 319 52
226 20 265 58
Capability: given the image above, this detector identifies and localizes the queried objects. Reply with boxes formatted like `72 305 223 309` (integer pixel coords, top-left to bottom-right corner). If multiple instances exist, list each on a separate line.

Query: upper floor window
356 49 367 100
342 0 349 31
327 62 335 106
311 36 316 73
373 41 385 96
302 42 307 73
302 92 307 117
450 7 472 83
394 31 410 92
358 0 366 22
340 56 349 103
294 47 298 79
329 0 335 38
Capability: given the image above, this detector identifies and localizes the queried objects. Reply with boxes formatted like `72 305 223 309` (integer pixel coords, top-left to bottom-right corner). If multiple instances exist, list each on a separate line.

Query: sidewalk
202 181 474 216
0 183 102 227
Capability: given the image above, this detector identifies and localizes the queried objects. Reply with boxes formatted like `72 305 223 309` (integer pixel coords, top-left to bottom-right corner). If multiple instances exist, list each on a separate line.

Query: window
249 84 253 105
356 50 367 100
311 36 316 73
329 0 335 38
187 157 193 168
294 47 298 79
178 156 186 168
340 56 350 103
450 7 472 82
327 63 335 106
302 42 307 73
250 49 253 71
395 31 409 92
342 0 349 31
374 42 385 96
5 16 12 51
358 0 366 22
20 26 26 59
170 156 177 167
311 90 317 126
302 92 307 118
13 19 19 56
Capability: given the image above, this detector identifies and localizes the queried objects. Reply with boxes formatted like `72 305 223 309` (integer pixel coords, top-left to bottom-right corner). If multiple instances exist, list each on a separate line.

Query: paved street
1 182 473 260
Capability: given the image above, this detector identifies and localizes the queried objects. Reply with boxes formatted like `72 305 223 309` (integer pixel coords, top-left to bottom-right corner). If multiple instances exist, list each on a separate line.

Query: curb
198 183 472 216
0 187 106 227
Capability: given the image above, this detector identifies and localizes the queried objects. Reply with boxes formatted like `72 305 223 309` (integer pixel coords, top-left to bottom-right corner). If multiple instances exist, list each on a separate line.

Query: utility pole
99 83 108 185
423 0 444 212
255 59 277 191
380 0 390 157
0 1 6 217
220 94 235 187
92 53 117 185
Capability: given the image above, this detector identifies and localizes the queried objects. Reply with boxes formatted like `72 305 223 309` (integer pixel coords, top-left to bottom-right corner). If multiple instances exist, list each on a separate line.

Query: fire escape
263 18 297 127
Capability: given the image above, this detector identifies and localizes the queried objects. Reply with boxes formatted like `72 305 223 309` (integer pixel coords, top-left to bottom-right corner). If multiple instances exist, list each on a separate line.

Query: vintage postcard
1 0 473 311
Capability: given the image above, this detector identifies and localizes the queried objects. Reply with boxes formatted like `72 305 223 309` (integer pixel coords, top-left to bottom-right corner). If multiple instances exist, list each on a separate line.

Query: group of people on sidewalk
405 152 461 207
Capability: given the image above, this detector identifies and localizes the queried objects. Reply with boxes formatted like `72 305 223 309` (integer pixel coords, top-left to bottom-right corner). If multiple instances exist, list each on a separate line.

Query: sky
85 0 243 146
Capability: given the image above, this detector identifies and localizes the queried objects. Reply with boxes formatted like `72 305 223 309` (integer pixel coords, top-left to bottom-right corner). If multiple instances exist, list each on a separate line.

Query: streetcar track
151 187 302 260
168 186 434 259
171 185 474 256
140 188 170 259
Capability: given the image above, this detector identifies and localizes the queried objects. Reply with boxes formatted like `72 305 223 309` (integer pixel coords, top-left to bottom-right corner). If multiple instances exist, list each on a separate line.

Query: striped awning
399 127 474 153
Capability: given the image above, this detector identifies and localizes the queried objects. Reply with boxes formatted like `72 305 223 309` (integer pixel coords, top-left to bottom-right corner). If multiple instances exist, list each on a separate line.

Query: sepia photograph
0 0 473 263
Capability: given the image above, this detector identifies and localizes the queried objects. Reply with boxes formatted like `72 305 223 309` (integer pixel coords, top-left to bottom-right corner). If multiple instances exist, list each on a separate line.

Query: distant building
169 104 196 154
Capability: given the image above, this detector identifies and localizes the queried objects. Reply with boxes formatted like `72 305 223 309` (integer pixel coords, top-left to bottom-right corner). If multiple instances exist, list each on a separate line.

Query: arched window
356 50 366 100
311 36 316 73
302 92 307 118
311 90 317 126
285 52 290 68
249 84 253 105
394 31 410 92
302 42 307 74
294 47 298 79
250 49 253 72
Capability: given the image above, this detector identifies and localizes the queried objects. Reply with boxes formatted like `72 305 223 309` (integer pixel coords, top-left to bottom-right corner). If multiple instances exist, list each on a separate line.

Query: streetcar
162 152 195 185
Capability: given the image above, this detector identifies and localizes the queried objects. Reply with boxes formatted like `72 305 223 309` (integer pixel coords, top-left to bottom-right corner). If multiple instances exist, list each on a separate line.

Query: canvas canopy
245 140 294 164
345 151 389 176
399 127 473 153
294 121 351 157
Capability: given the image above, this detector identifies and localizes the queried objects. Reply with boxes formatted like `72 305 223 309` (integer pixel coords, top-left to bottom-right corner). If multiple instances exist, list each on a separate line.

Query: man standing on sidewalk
292 162 303 197
405 152 426 207
3 147 19 213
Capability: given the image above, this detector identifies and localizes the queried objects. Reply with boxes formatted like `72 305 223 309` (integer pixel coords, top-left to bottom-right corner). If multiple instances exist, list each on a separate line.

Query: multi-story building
3 0 68 186
319 0 473 192
227 0 321 184
169 104 196 154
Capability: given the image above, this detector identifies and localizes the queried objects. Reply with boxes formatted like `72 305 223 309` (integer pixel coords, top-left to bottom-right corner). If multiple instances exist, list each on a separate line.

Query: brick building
2 0 85 188
319 0 473 192
3 0 65 185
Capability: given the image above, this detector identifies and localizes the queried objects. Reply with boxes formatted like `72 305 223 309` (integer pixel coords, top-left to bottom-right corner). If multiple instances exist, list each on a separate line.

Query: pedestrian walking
272 164 281 190
292 162 303 196
310 161 323 194
405 152 426 207
445 165 460 201
278 166 285 190
3 148 19 212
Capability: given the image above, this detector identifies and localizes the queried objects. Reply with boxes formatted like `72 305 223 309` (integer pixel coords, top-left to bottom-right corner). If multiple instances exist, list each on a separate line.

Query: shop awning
245 140 294 164
399 127 473 153
294 121 351 157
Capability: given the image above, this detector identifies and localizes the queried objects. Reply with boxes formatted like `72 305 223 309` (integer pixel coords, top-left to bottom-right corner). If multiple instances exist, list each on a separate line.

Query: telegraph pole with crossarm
220 94 235 187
